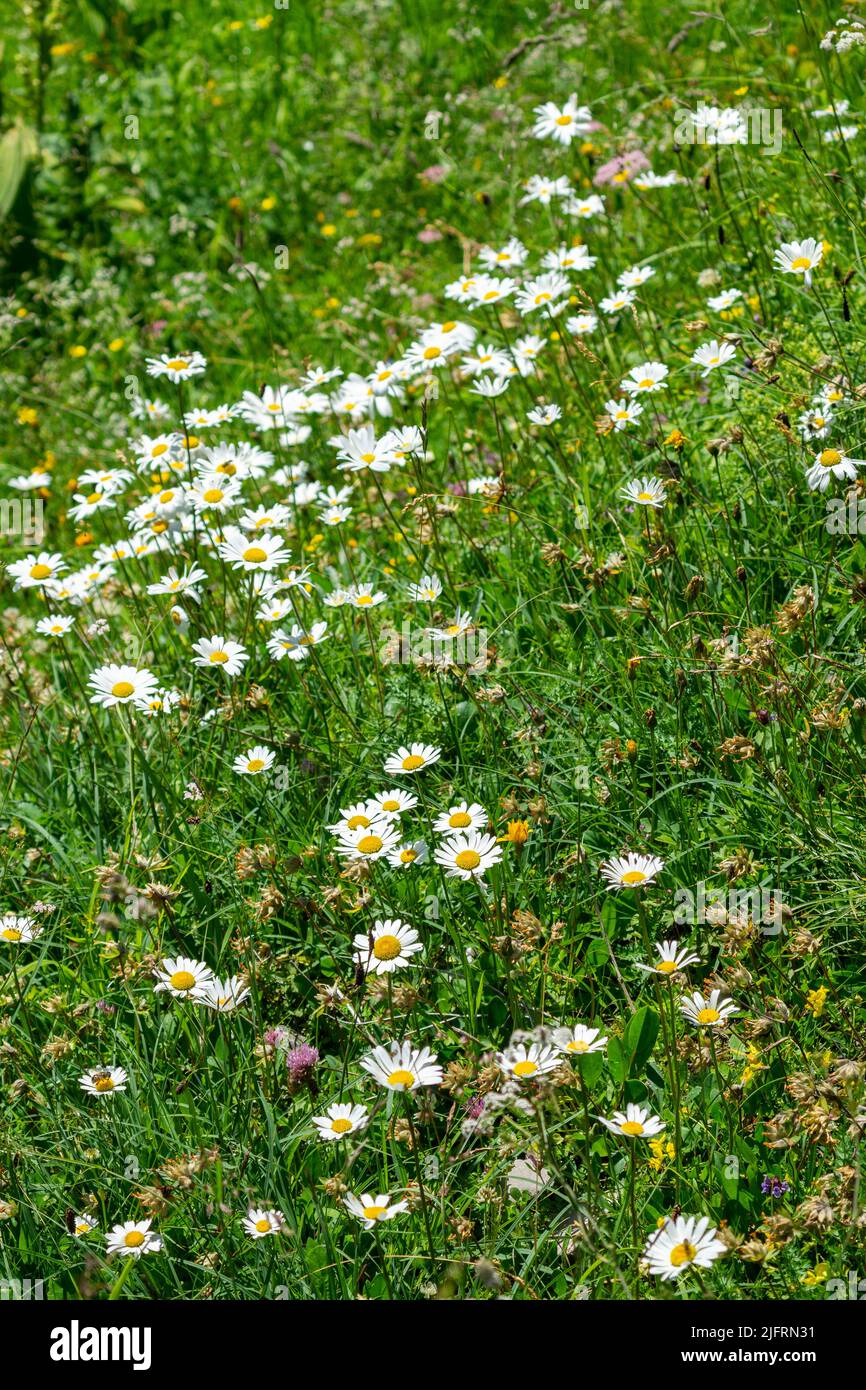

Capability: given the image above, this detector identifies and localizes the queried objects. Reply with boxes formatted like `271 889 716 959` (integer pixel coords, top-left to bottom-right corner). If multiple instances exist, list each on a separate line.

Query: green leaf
607 1036 627 1084
576 1051 604 1088
0 122 38 223
624 1006 660 1074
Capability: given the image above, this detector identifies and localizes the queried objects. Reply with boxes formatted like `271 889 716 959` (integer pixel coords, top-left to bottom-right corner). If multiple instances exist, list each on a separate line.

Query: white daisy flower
327 801 380 836
105 1218 163 1258
218 528 292 573
531 93 593 146
621 477 667 509
191 635 249 676
519 174 572 206
197 976 251 1012
386 839 429 868
360 1040 442 1091
344 1192 409 1228
774 236 823 289
7 551 67 590
798 408 833 440
146 564 207 602
691 339 737 376
553 1024 608 1056
346 583 387 609
366 788 418 819
0 914 41 943
598 1103 665 1138
145 351 206 382
352 919 422 975
153 956 214 999
604 398 643 431
706 287 742 311
434 830 502 880
232 745 275 776
407 573 443 603
36 615 74 638
805 446 864 491
79 1066 128 1098
618 263 655 288
644 1214 726 1280
514 272 570 316
681 988 739 1028
71 1214 99 1238
88 664 159 709
566 311 598 335
599 289 637 316
636 940 701 976
312 1103 369 1141
621 361 669 394
334 820 400 862
242 1208 285 1239
496 1042 560 1080
527 403 562 426
600 852 665 889
383 743 441 776
433 801 488 834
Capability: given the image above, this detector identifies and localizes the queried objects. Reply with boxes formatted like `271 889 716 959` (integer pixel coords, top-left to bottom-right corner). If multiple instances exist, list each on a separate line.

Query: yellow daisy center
656 959 678 973
111 681 135 698
124 1230 146 1248
209 650 229 663
165 359 189 371
94 1075 115 1093
373 934 402 961
381 799 400 812
170 970 196 991
202 487 224 504
638 378 654 389
363 1205 386 1220
399 849 417 863
330 1117 352 1134
791 256 811 271
242 546 268 564
346 814 371 830
401 754 424 770
423 346 441 360
566 1039 589 1053
246 758 265 772
697 1007 720 1025
670 1239 697 1267
356 834 383 855
1 928 22 941
29 563 52 580
152 443 168 457
255 1219 272 1233
621 1120 644 1136
620 869 647 886
819 448 842 468
513 1059 538 1077
455 849 481 870
387 1069 415 1087
449 811 472 828
556 114 573 126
